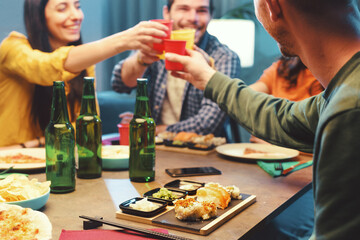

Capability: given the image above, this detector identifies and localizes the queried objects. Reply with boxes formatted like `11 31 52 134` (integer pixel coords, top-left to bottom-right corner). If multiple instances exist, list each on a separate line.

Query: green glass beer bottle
45 81 76 193
129 78 156 182
76 77 102 179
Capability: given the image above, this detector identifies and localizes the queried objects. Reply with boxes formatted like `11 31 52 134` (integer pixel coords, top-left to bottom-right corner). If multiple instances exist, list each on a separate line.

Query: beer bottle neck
50 81 70 123
80 77 97 115
134 79 151 118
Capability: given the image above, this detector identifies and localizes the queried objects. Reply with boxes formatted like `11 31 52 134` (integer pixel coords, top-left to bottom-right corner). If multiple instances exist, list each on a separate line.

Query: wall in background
0 0 279 90
0 0 25 38
0 0 105 87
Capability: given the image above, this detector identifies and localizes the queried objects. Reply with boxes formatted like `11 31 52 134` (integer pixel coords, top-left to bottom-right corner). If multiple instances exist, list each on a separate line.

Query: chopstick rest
83 216 103 230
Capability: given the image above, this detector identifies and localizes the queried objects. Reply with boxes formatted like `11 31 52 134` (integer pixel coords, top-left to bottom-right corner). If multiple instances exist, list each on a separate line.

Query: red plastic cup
164 39 187 71
150 19 173 52
117 123 129 145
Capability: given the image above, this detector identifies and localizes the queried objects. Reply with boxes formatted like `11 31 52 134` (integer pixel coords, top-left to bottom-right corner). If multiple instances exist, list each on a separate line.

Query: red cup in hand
164 39 187 71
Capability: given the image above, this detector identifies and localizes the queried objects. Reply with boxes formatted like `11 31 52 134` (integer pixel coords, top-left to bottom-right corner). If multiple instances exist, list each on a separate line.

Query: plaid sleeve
111 59 134 94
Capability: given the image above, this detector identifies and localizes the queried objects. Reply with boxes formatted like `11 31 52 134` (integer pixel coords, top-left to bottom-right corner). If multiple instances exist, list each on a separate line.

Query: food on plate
205 182 242 200
102 146 129 158
191 144 211 149
179 184 198 191
0 203 52 240
129 198 162 212
243 148 268 155
152 188 178 200
196 185 231 209
225 185 242 200
0 175 50 202
172 181 242 221
164 180 204 195
243 148 287 157
171 140 186 146
173 132 199 142
174 198 217 221
190 134 226 147
158 132 226 150
157 131 177 141
0 153 45 164
155 136 164 145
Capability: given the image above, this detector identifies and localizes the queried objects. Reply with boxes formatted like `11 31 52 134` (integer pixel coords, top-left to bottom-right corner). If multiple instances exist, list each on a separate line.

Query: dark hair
277 56 306 89
24 0 86 131
277 56 324 94
167 0 214 15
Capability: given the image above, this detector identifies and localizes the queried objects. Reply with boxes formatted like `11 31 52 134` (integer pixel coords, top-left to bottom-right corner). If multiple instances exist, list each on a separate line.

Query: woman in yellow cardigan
0 0 168 148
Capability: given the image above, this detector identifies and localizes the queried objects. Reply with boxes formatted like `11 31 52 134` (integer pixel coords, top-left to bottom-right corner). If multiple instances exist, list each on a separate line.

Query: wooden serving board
116 193 256 236
156 144 215 155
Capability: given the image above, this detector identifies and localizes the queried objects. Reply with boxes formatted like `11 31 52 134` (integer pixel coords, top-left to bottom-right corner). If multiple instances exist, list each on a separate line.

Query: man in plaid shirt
111 0 241 136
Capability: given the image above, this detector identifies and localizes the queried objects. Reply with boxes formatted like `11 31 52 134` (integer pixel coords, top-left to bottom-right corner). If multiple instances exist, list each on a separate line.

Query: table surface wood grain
30 148 313 240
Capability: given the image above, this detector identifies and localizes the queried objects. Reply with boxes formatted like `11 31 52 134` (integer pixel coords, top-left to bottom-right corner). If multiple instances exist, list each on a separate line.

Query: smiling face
45 0 83 49
164 0 211 44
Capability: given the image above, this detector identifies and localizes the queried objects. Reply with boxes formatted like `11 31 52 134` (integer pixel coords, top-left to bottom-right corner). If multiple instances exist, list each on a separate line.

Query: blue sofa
97 90 136 135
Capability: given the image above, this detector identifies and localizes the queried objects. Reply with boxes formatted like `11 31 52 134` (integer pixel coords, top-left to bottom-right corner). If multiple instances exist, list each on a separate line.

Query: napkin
59 228 169 240
257 160 313 177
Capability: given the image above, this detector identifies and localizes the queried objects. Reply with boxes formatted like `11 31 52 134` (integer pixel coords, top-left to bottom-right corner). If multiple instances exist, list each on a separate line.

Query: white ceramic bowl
7 189 50 210
102 145 129 170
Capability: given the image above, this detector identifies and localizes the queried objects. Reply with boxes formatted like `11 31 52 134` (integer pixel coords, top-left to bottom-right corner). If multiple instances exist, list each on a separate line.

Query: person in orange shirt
249 56 324 143
0 0 168 149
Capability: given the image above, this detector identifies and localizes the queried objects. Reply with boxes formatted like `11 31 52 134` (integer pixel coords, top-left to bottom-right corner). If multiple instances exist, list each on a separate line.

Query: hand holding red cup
164 39 187 71
150 19 173 53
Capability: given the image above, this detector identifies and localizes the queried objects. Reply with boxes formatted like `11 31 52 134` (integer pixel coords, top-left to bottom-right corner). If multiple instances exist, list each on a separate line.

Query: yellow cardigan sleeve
0 31 83 85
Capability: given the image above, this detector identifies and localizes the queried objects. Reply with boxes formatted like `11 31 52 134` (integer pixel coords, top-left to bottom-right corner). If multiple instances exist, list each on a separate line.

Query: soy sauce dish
119 197 167 218
164 179 205 195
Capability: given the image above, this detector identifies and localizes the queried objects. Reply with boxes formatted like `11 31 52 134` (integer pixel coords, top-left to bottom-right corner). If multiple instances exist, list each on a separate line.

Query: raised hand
117 21 168 53
165 49 216 90
119 111 134 124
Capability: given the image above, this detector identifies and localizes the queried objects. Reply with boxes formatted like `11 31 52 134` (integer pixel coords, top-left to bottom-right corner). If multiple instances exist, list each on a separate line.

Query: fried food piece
173 132 199 142
174 198 217 221
0 175 50 202
205 182 242 200
196 186 231 209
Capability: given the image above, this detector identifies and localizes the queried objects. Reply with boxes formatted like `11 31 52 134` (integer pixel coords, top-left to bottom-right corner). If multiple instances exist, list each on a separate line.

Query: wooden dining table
29 147 313 240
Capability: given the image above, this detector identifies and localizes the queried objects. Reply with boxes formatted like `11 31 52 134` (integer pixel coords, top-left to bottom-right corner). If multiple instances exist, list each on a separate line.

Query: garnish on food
152 188 178 200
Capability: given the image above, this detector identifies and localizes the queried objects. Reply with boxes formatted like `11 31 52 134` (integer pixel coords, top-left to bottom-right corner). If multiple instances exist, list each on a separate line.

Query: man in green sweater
165 0 360 239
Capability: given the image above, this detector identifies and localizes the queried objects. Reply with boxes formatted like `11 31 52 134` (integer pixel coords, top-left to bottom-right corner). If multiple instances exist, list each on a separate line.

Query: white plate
0 148 45 170
0 203 52 239
215 143 299 161
102 145 129 170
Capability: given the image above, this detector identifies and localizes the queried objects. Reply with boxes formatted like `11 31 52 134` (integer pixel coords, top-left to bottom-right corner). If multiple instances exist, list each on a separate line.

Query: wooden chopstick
79 215 193 240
